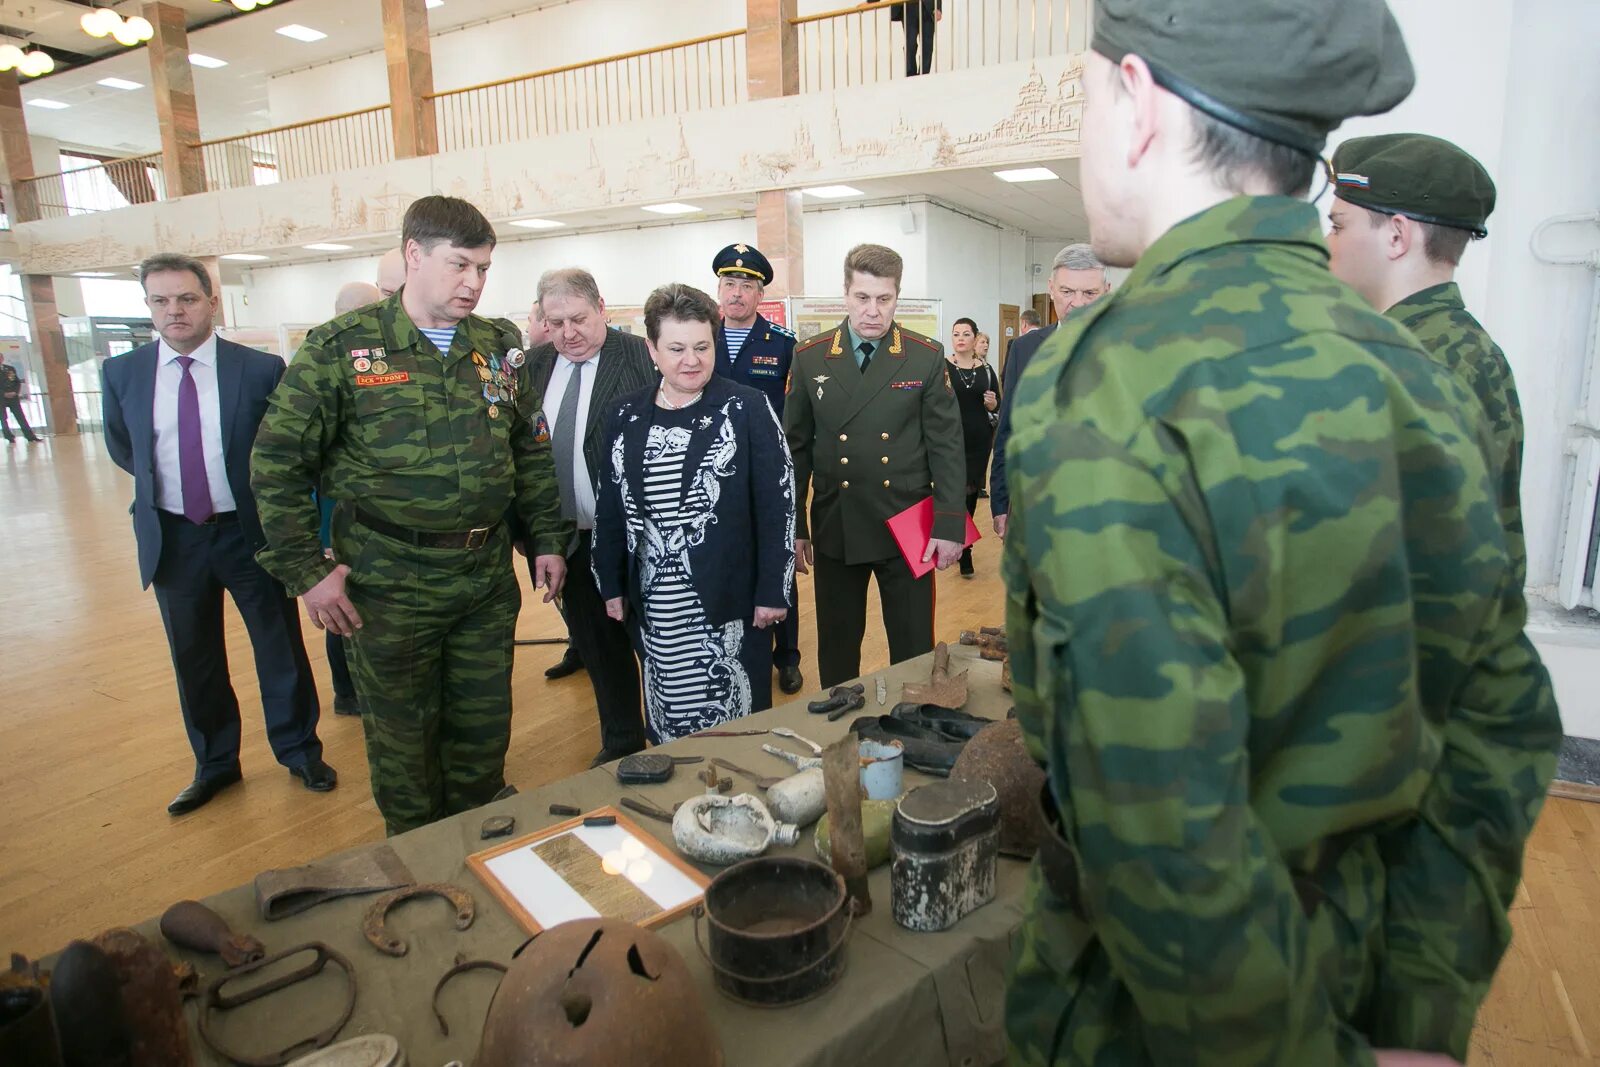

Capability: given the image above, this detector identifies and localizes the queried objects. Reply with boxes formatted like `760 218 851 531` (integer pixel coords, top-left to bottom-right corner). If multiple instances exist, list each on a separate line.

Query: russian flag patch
1336 172 1371 188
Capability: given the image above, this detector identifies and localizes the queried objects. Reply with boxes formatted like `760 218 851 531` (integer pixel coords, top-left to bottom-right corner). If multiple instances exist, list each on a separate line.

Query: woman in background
591 283 796 741
947 318 999 578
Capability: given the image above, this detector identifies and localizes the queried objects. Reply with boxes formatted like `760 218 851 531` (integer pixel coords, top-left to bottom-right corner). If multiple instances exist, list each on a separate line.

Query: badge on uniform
352 357 372 373
891 380 923 390
369 347 389 375
356 371 410 387
532 411 551 443
506 347 526 369
814 374 829 400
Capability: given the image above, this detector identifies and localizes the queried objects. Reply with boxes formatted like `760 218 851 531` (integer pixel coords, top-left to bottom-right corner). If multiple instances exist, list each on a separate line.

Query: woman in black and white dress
591 284 797 742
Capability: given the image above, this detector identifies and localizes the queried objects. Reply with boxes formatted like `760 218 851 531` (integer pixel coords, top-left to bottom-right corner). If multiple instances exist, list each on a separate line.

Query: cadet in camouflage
1328 132 1550 1056
1002 4 1559 1065
252 197 572 836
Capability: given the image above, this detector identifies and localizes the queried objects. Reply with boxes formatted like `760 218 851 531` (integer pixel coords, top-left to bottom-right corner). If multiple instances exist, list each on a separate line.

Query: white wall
922 203 1030 344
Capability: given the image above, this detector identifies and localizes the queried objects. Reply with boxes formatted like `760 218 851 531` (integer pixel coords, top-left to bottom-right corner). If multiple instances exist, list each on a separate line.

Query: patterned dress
630 402 771 741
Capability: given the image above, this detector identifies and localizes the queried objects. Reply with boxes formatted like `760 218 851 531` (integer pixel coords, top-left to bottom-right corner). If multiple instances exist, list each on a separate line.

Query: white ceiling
17 0 554 157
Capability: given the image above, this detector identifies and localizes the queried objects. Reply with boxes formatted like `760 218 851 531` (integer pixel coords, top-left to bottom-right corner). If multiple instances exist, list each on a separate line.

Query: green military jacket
251 292 572 597
1388 281 1526 585
1002 197 1558 1065
782 319 966 564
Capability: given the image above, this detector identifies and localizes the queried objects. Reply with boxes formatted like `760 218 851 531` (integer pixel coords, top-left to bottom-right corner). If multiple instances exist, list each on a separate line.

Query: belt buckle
464 526 491 551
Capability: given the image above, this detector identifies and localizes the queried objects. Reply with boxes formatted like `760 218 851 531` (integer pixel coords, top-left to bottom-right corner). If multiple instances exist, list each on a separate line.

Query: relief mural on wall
16 55 1084 275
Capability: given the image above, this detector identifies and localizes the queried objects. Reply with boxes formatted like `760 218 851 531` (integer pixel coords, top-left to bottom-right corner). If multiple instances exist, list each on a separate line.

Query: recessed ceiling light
221 253 270 262
303 243 352 252
641 203 701 216
275 24 327 43
509 218 564 230
97 77 144 91
994 167 1059 183
188 53 227 68
426 0 443 7
74 271 117 278
26 99 69 110
802 185 865 200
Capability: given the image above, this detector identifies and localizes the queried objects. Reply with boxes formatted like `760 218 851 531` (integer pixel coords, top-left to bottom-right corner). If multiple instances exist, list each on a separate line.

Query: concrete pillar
746 0 800 100
0 71 37 223
198 255 227 328
382 0 438 159
756 189 804 298
22 275 77 436
144 1 206 197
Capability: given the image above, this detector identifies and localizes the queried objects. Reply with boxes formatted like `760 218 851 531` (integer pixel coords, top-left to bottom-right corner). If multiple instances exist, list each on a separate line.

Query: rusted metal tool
822 737 871 916
900 642 970 709
959 626 1009 661
197 942 356 1067
697 766 733 793
808 684 866 716
362 884 475 958
710 757 784 790
432 954 507 1037
159 899 265 968
620 796 678 824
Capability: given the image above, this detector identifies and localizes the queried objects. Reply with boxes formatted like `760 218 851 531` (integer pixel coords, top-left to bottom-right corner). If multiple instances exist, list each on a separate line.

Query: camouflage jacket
1388 281 1526 586
251 292 573 597
1002 197 1558 1064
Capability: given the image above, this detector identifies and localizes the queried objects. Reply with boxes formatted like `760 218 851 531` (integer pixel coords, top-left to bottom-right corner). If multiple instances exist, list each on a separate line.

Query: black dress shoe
167 769 242 815
545 647 585 680
589 745 645 769
848 715 966 776
777 665 804 695
289 759 338 792
333 693 361 716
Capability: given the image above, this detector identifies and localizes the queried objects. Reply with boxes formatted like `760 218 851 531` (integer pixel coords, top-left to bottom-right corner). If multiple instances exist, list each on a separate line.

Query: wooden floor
2 435 1595 1063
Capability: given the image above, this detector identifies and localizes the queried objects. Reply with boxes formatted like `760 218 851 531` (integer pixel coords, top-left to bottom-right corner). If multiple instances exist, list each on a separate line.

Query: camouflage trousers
1005 847 1389 1065
336 513 519 836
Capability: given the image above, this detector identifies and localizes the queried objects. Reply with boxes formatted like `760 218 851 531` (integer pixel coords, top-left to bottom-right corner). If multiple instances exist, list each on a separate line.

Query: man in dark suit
785 243 966 688
989 242 1108 539
101 253 334 815
528 267 658 766
711 242 804 696
890 0 942 77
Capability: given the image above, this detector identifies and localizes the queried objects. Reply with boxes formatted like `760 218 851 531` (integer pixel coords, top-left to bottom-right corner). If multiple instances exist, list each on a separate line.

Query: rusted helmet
951 719 1046 857
477 918 722 1067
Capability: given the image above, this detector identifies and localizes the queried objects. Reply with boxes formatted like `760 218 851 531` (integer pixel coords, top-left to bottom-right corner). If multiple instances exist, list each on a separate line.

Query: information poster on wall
789 297 942 346
606 306 647 337
758 299 788 328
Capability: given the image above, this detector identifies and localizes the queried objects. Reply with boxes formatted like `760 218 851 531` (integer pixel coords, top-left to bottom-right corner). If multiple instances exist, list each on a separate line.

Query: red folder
886 497 982 578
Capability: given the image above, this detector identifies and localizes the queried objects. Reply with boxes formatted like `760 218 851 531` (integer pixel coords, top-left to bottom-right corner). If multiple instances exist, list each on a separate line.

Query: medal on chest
475 350 517 420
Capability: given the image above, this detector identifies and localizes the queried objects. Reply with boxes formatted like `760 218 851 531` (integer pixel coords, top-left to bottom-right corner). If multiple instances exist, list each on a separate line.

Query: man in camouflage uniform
1328 134 1524 580
252 196 572 836
1002 4 1560 1065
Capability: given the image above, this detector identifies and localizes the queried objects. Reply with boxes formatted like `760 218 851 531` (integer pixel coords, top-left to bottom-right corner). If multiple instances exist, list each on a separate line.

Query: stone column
756 189 804 298
746 0 800 100
22 275 77 436
198 256 227 329
143 1 206 197
0 70 37 223
382 0 438 159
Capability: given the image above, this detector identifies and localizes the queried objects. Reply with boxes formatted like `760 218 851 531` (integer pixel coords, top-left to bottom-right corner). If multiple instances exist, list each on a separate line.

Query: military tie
554 360 585 521
175 355 213 525
858 341 875 374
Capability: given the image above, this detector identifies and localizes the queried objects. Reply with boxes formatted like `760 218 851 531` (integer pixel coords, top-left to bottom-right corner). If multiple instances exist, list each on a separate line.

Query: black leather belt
161 509 238 526
353 507 499 551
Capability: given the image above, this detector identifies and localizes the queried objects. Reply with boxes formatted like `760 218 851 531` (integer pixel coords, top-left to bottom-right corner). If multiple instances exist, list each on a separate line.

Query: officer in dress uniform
712 242 805 696
785 243 966 689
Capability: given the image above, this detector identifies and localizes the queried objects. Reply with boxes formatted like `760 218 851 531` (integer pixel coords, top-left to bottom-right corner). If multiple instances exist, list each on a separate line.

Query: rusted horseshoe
362 883 475 958
432 955 507 1036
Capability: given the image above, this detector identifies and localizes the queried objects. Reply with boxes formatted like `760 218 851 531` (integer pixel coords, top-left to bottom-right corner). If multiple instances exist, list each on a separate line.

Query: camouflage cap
1332 133 1496 238
1092 0 1414 153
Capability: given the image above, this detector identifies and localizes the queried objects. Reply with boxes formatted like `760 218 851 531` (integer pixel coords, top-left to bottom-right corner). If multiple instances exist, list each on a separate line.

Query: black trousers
813 549 935 688
772 573 801 670
1 398 37 440
905 6 935 76
325 631 356 699
563 532 646 752
152 511 322 779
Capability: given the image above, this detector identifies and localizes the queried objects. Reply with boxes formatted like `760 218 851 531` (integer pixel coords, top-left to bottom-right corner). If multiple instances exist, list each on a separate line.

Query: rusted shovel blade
900 642 969 709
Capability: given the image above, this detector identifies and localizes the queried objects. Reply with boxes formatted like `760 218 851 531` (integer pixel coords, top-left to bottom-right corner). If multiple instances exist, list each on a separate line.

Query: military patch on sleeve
355 371 410 387
532 411 551 443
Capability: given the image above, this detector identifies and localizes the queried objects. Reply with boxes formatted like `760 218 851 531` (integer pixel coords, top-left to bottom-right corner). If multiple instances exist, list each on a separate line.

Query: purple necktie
176 355 213 525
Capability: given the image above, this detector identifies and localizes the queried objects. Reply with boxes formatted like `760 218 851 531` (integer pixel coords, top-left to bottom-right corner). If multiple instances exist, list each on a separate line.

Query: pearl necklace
657 385 704 410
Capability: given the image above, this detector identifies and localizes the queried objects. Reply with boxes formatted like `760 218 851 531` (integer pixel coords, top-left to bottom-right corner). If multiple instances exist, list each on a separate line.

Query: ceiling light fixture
97 77 144 91
0 45 55 78
79 9 153 47
303 243 352 252
25 98 69 110
509 218 564 230
994 167 1059 183
275 24 328 43
210 0 276 12
221 253 270 262
426 0 444 7
188 53 228 68
74 271 117 278
801 185 865 199
641 203 702 216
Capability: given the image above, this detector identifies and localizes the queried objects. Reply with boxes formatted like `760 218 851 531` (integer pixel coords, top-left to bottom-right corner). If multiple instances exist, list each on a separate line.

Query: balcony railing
793 0 1088 92
15 153 166 220
192 105 394 191
428 30 748 154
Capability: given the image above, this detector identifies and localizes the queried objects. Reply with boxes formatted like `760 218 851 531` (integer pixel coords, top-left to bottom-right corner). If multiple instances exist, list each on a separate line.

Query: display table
130 645 1023 1067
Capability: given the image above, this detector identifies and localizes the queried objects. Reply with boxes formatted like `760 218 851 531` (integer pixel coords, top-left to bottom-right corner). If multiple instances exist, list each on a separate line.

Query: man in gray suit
527 268 658 766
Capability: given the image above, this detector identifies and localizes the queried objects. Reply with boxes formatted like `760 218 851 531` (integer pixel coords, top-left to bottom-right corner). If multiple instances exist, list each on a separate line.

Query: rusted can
695 856 850 1007
889 780 1000 932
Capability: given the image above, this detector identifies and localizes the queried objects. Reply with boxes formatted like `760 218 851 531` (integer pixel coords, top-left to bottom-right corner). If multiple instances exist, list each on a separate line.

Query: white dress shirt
152 332 237 516
545 351 601 530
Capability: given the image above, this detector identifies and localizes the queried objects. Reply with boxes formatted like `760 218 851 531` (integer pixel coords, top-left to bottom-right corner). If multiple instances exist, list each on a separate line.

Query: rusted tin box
889 779 1000 932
